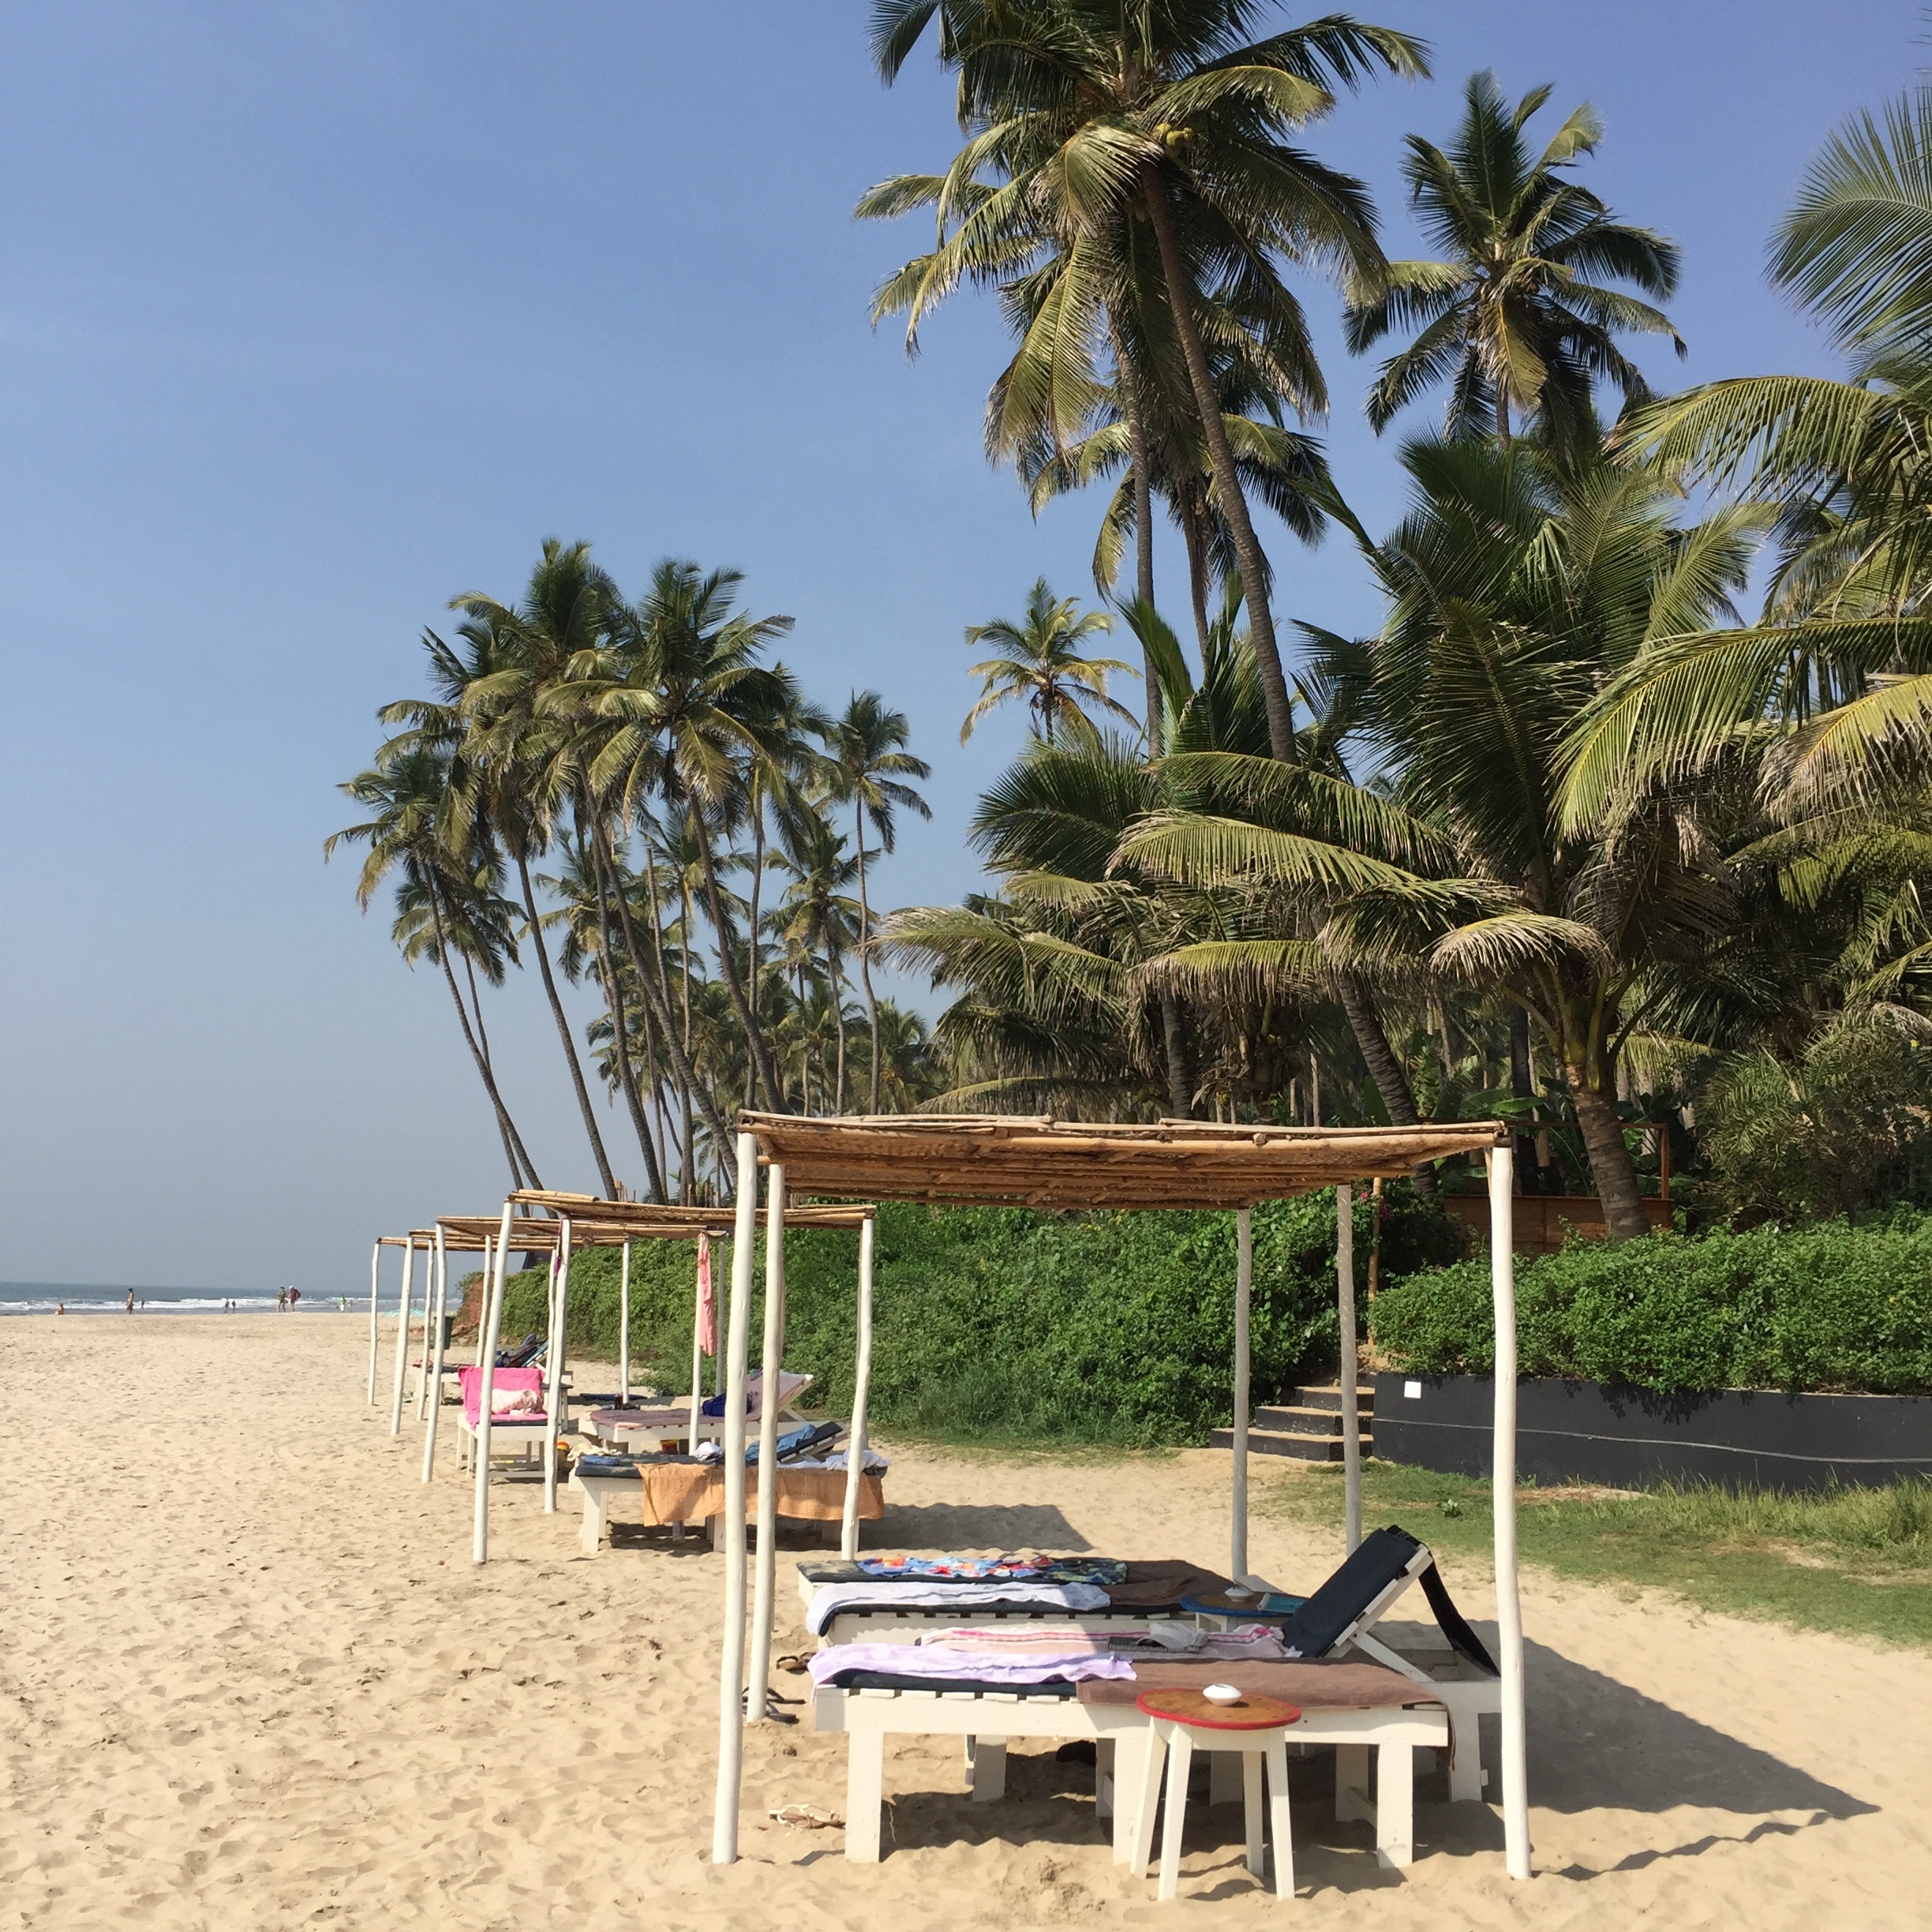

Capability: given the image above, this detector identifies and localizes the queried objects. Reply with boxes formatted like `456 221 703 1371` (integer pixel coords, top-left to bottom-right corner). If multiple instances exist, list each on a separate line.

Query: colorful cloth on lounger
855 1554 1127 1584
916 1622 1290 1660
808 1642 1136 1688
806 1582 1110 1636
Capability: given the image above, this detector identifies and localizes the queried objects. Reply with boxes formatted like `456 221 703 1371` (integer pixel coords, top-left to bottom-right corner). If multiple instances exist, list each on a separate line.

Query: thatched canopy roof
739 1111 1506 1211
502 1190 875 1235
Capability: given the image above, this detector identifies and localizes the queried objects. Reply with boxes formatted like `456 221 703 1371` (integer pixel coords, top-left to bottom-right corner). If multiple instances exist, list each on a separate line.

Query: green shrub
496 1186 1462 1447
1370 1212 1932 1393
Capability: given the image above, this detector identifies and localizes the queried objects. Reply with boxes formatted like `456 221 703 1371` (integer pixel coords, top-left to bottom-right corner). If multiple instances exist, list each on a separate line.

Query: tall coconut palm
442 540 624 1196
864 2 1425 762
822 691 932 1110
1344 71 1684 449
773 815 863 1110
327 739 544 1191
961 577 1140 747
1571 93 1932 825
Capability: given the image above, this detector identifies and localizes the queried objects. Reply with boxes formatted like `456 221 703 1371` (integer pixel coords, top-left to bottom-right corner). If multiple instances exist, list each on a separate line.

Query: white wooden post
713 1133 760 1864
544 1216 574 1514
689 1234 708 1451
417 1239 440 1422
747 1174 787 1720
365 1241 382 1404
388 1237 415 1437
1232 1207 1252 1583
1490 1144 1530 1878
421 1227 450 1482
472 1202 513 1565
1338 1182 1362 1553
474 1237 492 1368
840 1215 876 1559
620 1239 632 1405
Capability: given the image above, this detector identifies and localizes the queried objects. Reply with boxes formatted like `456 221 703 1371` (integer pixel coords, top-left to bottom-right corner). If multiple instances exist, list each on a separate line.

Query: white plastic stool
1129 1689 1301 1900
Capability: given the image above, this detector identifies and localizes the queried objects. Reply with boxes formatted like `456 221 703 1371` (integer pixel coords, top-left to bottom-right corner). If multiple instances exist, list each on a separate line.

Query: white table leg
1096 1737 1115 1822
1266 1739 1295 1899
845 1732 884 1862
1158 1726 1193 1902
1335 1742 1372 1823
969 1736 1007 1801
1375 1742 1414 1867
1447 1709 1485 1800
1129 1724 1166 1876
578 1485 606 1558
1242 1748 1264 1877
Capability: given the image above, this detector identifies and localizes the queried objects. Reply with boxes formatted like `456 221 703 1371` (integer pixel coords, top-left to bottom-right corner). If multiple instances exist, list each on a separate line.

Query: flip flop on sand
774 1653 811 1674
769 1805 843 1830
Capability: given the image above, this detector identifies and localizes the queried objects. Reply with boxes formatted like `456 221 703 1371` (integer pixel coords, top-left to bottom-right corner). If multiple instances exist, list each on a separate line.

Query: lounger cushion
828 1671 1080 1698
1274 1526 1427 1658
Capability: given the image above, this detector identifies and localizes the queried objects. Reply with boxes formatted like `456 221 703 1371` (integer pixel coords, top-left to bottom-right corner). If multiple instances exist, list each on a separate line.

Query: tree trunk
459 946 542 1189
1142 160 1296 763
689 802 782 1111
1116 324 1163 754
1569 1070 1652 1241
598 825 734 1163
1335 972 1436 1203
1507 1001 1539 1193
1160 989 1194 1117
514 849 618 1196
1180 504 1212 657
589 833 667 1203
436 924 534 1190
854 806 882 1113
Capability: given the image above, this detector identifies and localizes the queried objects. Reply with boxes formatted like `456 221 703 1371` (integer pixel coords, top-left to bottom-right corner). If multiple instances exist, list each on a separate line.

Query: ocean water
0 1282 361 1316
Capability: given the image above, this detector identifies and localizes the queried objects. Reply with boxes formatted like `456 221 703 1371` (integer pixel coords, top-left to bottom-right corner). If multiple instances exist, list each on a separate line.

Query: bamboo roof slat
736 1110 1506 1210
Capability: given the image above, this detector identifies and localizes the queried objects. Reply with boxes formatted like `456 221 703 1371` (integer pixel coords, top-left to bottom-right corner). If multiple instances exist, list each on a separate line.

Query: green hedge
1369 1213 1932 1394
492 1190 1461 1447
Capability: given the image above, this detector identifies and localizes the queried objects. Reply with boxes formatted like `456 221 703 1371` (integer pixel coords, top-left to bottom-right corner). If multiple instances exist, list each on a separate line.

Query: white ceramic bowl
1202 1683 1242 1705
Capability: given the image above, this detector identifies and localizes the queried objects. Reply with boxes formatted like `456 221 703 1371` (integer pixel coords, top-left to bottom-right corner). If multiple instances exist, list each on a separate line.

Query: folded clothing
809 1642 1135 1689
806 1581 1110 1636
853 1554 1126 1584
915 1621 1288 1661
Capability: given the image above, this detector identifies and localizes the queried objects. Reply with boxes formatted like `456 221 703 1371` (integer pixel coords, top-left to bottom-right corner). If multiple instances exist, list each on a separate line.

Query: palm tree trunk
1160 991 1193 1116
1569 1064 1650 1241
515 848 620 1196
459 949 543 1188
687 803 782 1111
854 806 882 1113
1179 504 1212 656
1142 161 1296 763
1335 972 1436 1203
436 929 534 1190
588 834 667 1203
597 824 735 1163
1115 322 1163 754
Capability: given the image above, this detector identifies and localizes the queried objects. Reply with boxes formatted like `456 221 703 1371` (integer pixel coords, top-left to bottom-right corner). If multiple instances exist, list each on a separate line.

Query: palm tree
773 815 863 1110
441 540 624 1196
1574 92 1932 822
327 740 543 1191
1345 71 1684 449
822 691 932 1111
961 578 1140 747
865 2 1425 762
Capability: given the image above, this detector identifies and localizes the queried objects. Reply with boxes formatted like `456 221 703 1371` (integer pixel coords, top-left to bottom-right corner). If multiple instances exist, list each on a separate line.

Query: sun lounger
580 1369 814 1454
1189 1526 1502 1803
454 1365 551 1470
812 1657 1447 1866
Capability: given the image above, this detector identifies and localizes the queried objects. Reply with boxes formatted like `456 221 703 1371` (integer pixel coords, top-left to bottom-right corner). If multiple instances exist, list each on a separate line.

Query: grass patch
1266 1458 1932 1651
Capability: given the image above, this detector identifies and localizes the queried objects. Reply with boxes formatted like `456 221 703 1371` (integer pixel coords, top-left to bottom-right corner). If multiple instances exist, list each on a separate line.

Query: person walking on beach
125 1289 134 1315
276 1286 287 1312
56 1301 65 1316
289 1286 301 1310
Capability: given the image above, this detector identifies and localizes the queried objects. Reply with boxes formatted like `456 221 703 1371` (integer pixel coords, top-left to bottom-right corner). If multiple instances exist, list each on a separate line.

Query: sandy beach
4 1314 1929 1930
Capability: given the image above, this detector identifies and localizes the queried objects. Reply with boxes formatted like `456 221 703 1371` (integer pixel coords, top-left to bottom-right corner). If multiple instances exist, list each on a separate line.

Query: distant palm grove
335 6 1932 1230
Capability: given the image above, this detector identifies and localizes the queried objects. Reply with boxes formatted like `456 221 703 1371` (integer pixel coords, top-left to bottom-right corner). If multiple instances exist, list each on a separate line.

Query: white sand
4 1314 1928 1929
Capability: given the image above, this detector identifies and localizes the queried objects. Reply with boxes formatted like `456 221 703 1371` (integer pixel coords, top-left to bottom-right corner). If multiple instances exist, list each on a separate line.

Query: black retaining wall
1372 1374 1932 1491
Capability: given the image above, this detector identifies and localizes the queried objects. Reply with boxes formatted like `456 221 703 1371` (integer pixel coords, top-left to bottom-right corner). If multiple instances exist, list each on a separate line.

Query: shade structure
460 1189 879 1573
734 1111 1507 1209
713 1110 1530 1884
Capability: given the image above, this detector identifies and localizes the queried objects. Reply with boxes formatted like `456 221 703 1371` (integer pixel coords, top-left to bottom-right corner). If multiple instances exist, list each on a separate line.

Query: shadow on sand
871 1501 1091 1552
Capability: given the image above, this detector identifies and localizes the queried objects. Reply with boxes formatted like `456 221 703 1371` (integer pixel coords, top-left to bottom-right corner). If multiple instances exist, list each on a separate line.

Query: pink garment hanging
695 1231 717 1356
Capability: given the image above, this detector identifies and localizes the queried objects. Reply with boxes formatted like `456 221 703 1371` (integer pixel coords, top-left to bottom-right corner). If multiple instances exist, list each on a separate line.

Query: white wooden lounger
811 1680 1446 1867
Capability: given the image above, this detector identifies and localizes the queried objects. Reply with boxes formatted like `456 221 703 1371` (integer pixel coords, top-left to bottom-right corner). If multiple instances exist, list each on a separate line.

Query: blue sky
0 1 1918 1290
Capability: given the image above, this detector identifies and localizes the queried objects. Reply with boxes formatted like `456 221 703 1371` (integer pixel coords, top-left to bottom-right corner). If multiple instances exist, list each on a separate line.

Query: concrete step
1286 1383 1375 1414
1209 1425 1373 1462
1253 1404 1370 1435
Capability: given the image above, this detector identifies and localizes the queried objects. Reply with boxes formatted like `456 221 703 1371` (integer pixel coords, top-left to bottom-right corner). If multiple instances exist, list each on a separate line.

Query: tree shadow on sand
871 1502 1091 1552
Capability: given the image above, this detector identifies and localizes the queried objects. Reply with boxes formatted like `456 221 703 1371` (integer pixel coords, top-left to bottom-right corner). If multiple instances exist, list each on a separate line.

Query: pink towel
458 1365 547 1428
695 1234 716 1357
